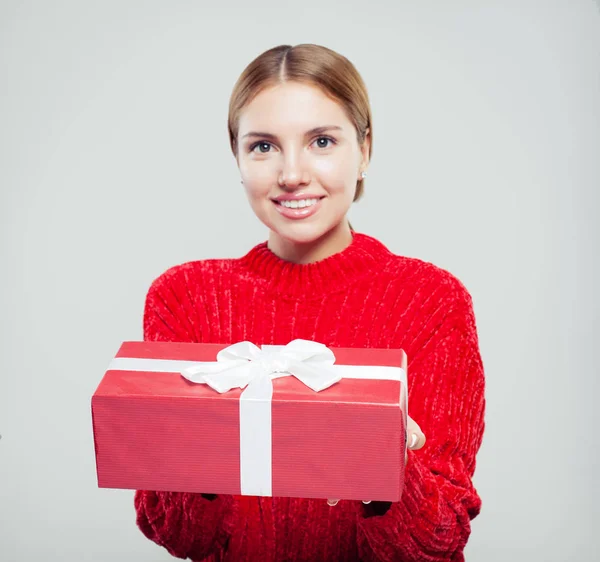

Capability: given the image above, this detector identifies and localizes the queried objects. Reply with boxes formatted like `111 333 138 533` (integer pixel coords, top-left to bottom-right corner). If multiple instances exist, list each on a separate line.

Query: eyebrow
241 125 343 140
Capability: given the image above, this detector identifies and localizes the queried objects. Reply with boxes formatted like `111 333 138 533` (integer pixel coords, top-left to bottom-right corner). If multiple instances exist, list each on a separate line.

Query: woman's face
236 81 370 245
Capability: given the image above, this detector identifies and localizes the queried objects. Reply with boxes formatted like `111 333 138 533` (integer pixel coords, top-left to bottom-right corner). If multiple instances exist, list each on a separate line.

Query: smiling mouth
273 196 326 209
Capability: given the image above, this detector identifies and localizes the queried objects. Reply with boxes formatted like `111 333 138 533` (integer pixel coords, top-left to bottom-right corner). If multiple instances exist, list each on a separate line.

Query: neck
267 221 353 265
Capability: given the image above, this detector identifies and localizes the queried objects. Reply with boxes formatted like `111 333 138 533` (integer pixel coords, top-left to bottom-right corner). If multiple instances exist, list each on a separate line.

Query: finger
408 432 424 450
327 499 339 506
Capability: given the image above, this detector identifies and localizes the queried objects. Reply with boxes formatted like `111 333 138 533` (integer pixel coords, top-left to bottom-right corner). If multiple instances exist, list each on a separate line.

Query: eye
313 136 335 149
250 142 273 154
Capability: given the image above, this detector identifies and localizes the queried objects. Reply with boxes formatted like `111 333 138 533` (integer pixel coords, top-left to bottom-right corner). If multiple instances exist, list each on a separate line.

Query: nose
278 151 310 189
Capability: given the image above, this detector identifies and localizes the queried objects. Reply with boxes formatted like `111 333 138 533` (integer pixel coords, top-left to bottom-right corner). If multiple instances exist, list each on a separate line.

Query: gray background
1 0 598 560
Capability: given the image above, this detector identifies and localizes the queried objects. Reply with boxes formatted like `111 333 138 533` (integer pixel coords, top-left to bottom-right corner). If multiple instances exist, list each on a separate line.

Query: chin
268 219 342 246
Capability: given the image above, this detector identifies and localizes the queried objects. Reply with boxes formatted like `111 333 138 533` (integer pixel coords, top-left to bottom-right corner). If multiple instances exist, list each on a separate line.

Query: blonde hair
228 44 372 205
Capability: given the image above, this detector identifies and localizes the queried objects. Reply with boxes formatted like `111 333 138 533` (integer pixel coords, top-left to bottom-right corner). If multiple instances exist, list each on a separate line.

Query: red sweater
134 232 485 562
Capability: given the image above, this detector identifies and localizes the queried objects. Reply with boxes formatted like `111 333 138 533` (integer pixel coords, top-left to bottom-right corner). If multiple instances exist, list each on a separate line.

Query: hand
327 415 426 507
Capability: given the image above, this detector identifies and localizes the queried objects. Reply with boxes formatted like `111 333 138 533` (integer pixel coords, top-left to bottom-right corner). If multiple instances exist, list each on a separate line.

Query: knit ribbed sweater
134 232 485 562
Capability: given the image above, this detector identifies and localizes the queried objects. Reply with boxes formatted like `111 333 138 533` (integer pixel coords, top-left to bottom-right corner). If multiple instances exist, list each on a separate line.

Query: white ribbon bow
180 339 342 398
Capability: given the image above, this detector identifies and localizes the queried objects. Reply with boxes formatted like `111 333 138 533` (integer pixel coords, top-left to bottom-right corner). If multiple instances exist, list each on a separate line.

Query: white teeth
280 198 319 209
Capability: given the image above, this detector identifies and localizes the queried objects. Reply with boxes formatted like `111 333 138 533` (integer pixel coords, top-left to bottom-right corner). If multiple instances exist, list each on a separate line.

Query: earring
360 171 367 179
240 180 244 184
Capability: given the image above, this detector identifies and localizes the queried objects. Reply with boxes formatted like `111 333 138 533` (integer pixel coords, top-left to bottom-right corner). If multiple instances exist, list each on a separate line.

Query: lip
272 196 324 220
272 193 326 202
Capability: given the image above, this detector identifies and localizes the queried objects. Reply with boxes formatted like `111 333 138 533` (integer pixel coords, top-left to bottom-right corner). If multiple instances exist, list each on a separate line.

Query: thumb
407 416 426 451
405 417 426 463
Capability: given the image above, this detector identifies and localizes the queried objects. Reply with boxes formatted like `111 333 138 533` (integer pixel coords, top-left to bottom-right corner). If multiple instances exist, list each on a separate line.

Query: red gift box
92 339 408 501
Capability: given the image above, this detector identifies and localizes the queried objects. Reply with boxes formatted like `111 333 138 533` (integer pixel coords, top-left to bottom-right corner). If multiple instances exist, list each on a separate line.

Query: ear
360 128 371 170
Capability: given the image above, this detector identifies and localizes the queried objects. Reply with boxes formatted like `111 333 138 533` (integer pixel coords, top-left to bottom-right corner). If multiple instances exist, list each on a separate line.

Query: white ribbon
180 340 344 497
107 339 406 497
179 339 342 394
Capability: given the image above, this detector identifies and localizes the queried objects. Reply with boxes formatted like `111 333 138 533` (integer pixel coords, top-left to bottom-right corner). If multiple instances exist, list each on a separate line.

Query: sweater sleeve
133 269 238 561
356 293 486 562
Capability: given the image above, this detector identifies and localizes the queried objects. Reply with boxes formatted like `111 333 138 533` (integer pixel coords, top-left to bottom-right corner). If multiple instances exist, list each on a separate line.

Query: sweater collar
238 232 393 297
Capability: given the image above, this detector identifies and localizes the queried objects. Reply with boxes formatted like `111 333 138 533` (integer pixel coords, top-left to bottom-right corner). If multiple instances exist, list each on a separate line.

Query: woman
134 44 485 562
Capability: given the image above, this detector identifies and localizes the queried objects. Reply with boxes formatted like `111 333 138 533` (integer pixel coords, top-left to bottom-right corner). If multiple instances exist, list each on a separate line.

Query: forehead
238 81 353 132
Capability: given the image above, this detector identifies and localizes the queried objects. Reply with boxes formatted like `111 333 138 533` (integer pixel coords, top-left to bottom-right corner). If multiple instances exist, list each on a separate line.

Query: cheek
313 153 358 192
240 159 275 193
241 174 274 217
243 182 268 208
